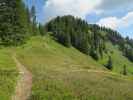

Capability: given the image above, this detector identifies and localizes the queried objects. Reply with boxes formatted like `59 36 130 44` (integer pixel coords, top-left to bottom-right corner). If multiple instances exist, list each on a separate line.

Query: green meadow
12 36 133 100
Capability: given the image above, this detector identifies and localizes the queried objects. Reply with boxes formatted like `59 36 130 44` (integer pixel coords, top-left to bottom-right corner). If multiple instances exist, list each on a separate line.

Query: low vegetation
0 0 133 99
45 16 133 63
0 48 18 100
14 36 133 100
99 42 133 75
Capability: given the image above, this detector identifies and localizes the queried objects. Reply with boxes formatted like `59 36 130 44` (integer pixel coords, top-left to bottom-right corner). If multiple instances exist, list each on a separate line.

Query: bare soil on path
12 54 32 100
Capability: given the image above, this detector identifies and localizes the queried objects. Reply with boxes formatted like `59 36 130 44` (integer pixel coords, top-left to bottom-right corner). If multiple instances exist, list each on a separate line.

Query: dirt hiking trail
12 54 32 100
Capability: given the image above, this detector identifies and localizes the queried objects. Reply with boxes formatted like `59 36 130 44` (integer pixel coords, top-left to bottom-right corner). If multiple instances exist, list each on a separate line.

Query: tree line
0 1 132 73
45 15 106 61
88 24 133 62
45 15 133 62
45 15 133 72
0 0 43 46
0 0 29 45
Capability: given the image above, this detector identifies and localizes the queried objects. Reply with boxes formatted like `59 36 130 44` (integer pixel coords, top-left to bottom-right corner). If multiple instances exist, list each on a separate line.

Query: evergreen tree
81 35 89 54
0 0 29 45
122 65 127 75
105 56 113 70
39 24 45 35
89 48 99 60
64 32 71 47
99 45 103 58
30 5 38 35
30 5 36 26
45 15 133 63
124 47 133 62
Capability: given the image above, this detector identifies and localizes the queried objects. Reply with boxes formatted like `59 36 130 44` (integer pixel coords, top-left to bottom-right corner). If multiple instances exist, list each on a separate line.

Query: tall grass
15 36 133 100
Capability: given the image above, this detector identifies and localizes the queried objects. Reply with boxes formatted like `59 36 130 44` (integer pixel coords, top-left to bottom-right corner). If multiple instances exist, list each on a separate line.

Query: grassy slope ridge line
14 36 133 100
99 42 133 75
12 54 32 100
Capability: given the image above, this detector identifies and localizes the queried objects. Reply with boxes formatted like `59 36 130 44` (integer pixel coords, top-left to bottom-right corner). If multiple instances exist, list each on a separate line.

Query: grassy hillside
13 36 133 100
99 42 133 75
0 48 18 100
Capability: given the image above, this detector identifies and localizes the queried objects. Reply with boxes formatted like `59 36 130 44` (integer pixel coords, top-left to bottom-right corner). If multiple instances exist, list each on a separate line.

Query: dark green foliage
125 37 133 48
30 5 38 35
0 0 30 45
89 25 106 59
123 65 127 75
45 16 106 57
1 0 132 62
89 24 133 62
56 30 71 47
31 6 36 25
64 32 71 47
124 47 133 62
45 15 89 49
89 48 99 60
39 24 45 36
45 15 133 63
122 38 133 62
105 56 113 70
97 26 133 62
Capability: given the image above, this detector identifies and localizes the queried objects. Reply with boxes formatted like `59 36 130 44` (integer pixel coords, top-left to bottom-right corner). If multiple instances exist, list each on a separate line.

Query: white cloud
42 0 133 39
97 0 133 10
97 11 133 29
120 12 133 28
43 0 102 23
97 17 119 29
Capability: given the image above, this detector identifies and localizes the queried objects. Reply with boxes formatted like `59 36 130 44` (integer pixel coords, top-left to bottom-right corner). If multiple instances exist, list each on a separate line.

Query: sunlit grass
14 36 133 100
0 48 18 100
99 42 133 75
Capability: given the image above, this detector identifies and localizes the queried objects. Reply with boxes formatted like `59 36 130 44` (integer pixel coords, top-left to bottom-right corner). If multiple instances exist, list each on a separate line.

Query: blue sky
24 0 133 38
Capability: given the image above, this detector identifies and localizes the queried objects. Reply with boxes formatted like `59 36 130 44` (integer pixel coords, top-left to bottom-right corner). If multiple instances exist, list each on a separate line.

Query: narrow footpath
12 54 32 100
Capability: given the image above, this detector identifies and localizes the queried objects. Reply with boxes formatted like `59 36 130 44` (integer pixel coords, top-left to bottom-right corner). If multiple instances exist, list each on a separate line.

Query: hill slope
99 42 133 75
12 36 133 100
45 15 133 75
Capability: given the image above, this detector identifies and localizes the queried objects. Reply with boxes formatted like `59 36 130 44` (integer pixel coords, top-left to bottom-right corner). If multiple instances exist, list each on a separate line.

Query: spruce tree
64 33 71 47
45 15 106 58
123 65 127 75
30 5 36 26
0 0 29 45
39 24 45 35
106 56 113 70
89 48 99 60
30 5 38 35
